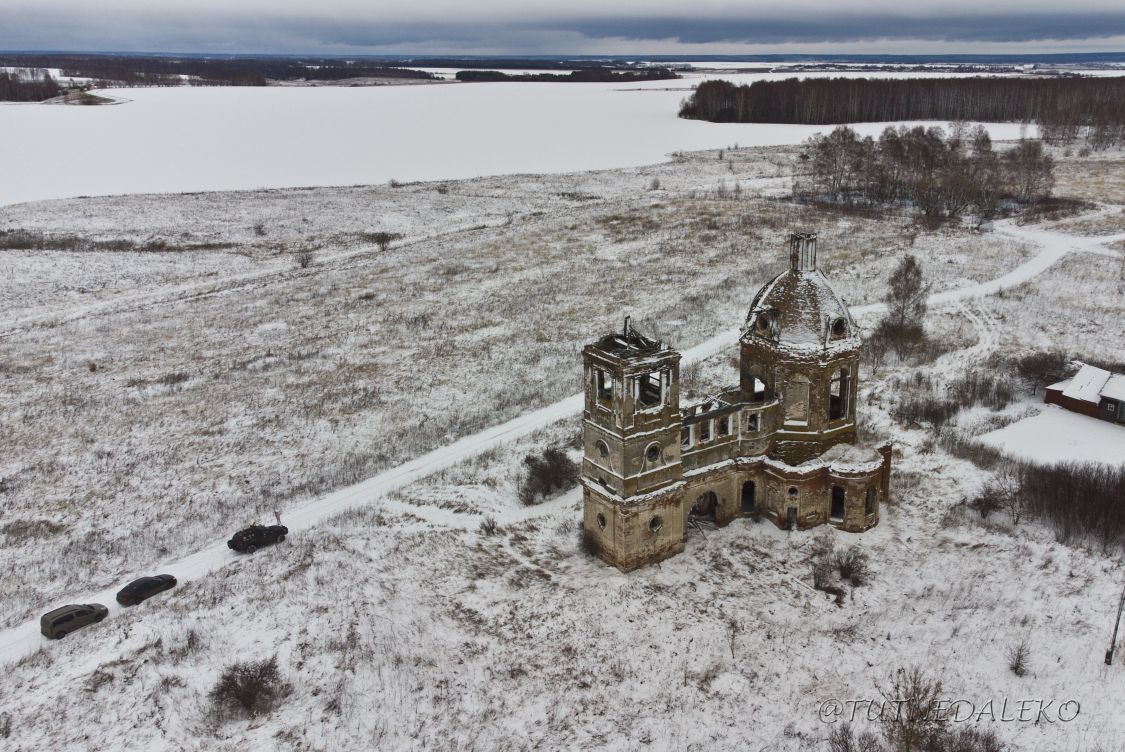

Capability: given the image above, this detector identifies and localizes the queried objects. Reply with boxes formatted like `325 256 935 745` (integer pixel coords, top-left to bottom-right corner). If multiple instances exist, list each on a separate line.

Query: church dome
744 233 859 351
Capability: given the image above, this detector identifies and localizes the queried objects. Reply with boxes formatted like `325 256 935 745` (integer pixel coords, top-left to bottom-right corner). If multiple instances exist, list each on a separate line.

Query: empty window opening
831 486 846 521
691 491 718 519
830 318 848 340
596 512 607 530
749 376 767 402
829 368 849 421
637 372 663 409
699 420 711 442
649 516 664 533
784 377 810 424
788 486 799 497
645 443 662 464
865 488 877 516
755 313 773 338
595 368 613 405
595 440 610 459
745 413 760 432
741 481 756 513
717 416 729 436
680 427 693 449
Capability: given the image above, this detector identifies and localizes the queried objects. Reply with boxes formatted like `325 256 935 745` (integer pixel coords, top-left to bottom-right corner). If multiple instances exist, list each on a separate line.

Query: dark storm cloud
1 1 1124 52
556 14 1125 45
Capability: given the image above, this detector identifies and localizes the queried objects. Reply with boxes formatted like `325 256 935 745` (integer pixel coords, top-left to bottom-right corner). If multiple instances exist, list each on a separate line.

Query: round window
596 513 607 530
595 440 609 459
645 443 661 463
788 486 799 497
649 516 664 533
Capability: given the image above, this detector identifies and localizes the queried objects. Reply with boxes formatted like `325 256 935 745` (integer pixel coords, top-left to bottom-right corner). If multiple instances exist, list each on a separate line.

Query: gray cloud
1 2 1124 53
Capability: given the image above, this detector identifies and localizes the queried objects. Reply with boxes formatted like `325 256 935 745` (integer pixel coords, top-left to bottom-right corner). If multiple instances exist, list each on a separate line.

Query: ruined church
581 232 892 571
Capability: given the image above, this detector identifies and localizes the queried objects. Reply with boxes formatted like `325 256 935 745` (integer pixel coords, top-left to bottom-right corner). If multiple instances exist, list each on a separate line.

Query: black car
116 574 177 606
227 524 288 553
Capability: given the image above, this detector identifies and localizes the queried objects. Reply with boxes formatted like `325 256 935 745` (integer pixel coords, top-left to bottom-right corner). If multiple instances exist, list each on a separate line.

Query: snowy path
1 219 1121 667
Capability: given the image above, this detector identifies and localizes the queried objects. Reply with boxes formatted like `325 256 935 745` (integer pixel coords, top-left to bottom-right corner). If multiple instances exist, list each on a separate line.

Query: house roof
1061 364 1113 404
1102 374 1125 402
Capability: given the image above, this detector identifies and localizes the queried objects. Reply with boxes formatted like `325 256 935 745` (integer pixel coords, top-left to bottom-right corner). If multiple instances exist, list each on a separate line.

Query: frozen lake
0 71 1037 207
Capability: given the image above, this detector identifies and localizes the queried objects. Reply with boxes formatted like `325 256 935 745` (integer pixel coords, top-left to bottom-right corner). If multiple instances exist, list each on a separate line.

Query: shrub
478 516 499 536
362 231 404 252
835 546 872 586
1007 639 1030 677
878 667 948 751
209 655 287 720
295 249 314 269
517 446 578 505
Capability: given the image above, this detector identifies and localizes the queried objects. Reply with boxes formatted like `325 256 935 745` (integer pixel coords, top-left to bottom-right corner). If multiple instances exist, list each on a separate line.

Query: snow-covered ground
980 405 1125 466
0 145 1122 751
0 71 1043 207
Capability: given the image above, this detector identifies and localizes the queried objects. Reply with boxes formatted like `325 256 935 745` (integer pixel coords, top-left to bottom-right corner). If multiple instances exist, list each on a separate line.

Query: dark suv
227 524 288 553
40 603 109 639
116 574 177 606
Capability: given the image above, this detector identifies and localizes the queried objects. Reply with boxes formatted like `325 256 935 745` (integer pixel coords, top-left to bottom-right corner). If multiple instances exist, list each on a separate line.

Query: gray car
40 603 109 639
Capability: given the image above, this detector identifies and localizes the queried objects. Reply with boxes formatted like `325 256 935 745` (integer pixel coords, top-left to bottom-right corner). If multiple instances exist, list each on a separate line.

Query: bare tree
884 256 930 331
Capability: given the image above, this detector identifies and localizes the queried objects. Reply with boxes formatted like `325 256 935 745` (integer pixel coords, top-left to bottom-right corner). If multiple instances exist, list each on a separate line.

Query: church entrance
741 481 756 513
831 486 846 521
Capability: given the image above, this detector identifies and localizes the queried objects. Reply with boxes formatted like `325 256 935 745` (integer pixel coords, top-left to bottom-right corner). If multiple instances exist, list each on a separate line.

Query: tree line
679 76 1125 148
795 124 1055 221
0 54 440 88
0 71 62 102
455 68 678 83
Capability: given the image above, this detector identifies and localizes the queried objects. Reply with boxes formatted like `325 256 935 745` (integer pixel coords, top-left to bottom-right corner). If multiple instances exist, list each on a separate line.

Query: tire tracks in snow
1 219 1122 667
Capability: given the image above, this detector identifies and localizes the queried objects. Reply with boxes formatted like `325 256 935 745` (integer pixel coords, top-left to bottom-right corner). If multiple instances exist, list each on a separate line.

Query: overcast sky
2 0 1124 55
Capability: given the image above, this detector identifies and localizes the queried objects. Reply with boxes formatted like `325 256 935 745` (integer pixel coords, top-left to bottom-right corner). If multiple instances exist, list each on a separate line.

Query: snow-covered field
0 70 1043 207
980 406 1125 466
0 142 1123 751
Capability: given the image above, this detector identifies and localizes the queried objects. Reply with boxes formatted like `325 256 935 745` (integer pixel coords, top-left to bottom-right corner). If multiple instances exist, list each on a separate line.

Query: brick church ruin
581 232 892 571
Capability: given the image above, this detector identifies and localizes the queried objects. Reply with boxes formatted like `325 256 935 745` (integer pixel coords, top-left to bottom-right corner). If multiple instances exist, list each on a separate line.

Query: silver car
40 603 108 639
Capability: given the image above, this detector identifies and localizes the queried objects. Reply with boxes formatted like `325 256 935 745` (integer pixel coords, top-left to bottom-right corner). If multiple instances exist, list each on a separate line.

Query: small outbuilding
1044 364 1125 424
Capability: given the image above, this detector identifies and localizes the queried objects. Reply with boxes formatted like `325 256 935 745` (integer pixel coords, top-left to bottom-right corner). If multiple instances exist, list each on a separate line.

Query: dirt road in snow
1 219 1122 667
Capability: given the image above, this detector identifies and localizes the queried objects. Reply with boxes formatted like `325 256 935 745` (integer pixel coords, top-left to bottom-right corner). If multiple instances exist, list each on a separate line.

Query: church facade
580 232 892 571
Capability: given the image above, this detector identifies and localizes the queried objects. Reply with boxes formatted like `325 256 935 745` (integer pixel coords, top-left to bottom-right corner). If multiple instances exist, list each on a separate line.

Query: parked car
227 524 288 553
116 574 177 606
40 603 108 639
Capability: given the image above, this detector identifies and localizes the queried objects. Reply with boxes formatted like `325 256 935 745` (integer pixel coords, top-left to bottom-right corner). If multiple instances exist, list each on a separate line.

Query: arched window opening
645 443 662 464
596 513 607 530
784 375 810 425
865 487 877 516
595 440 610 459
829 368 849 421
830 318 848 340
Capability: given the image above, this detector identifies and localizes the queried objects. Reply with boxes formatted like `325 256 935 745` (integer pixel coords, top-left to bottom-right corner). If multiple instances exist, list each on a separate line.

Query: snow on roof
1061 364 1111 404
1102 374 1125 402
1045 377 1072 392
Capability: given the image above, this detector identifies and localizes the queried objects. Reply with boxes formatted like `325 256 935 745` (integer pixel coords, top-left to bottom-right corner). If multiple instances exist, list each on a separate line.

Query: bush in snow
834 545 872 586
294 248 314 269
516 446 578 505
1007 638 1031 677
209 655 287 720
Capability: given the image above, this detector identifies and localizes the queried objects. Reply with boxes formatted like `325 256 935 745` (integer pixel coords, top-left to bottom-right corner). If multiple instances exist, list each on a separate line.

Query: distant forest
0 54 439 89
0 71 61 101
455 68 678 83
680 77 1125 148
